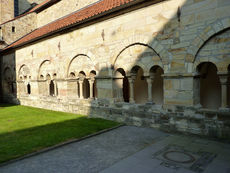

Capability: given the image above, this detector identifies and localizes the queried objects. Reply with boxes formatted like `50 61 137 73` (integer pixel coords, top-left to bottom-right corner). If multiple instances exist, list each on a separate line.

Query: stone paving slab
0 126 230 173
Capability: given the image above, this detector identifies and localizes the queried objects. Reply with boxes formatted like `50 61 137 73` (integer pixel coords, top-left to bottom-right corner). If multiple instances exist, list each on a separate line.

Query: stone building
0 0 230 138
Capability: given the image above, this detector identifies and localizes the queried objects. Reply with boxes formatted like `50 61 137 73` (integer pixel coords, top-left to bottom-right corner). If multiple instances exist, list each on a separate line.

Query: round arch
37 60 51 80
18 64 30 79
186 18 230 63
111 34 171 68
67 54 96 78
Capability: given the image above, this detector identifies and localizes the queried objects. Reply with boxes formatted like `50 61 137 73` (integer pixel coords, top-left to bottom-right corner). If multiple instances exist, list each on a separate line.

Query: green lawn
0 104 120 163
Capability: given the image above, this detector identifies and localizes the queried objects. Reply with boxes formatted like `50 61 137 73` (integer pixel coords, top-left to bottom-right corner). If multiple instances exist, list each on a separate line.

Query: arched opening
114 68 129 102
27 83 31 95
90 70 97 98
78 71 89 99
83 78 90 99
150 66 164 105
49 80 55 96
197 62 221 109
228 65 230 107
56 82 58 96
11 83 15 94
131 66 148 104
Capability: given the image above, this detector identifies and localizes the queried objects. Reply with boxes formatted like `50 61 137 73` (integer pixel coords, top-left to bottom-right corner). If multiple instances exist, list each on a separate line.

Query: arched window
197 62 221 109
27 83 31 95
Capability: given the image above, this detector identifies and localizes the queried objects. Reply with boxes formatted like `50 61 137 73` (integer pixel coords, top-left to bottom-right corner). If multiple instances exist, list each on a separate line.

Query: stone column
146 76 154 103
54 81 57 96
128 76 135 103
76 79 79 98
219 75 228 110
89 79 95 99
79 79 84 99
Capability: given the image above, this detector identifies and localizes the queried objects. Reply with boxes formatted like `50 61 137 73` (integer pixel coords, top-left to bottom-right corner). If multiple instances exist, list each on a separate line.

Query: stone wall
0 0 14 24
0 12 36 45
1 0 230 138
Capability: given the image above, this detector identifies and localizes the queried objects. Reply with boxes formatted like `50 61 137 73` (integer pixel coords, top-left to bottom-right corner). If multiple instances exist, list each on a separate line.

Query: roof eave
10 0 146 51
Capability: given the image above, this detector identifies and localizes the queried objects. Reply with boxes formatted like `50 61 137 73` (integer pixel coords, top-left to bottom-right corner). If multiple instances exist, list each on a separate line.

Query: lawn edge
0 124 125 167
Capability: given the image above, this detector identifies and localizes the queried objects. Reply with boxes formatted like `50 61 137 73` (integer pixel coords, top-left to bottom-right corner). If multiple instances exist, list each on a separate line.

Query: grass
0 104 120 163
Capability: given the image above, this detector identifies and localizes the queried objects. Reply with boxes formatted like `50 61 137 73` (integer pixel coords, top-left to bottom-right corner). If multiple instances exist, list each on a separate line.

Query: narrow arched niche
131 66 148 104
197 62 221 109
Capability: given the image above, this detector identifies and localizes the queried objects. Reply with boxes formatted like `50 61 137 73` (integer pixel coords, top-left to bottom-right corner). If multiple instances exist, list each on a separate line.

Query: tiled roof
3 0 137 51
0 0 59 25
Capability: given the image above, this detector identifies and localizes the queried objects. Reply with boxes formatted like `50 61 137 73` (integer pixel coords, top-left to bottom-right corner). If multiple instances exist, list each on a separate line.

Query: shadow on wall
85 0 230 137
91 0 230 111
0 52 18 104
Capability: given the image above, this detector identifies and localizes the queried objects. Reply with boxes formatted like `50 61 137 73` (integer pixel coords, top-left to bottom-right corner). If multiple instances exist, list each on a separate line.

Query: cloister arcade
114 65 164 105
13 59 230 111
1 31 230 111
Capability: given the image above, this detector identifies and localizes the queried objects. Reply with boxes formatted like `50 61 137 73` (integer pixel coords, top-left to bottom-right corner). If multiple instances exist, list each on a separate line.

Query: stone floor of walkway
0 126 230 173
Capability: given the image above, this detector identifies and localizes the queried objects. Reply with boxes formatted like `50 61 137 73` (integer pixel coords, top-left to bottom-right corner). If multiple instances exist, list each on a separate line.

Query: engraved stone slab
153 145 216 173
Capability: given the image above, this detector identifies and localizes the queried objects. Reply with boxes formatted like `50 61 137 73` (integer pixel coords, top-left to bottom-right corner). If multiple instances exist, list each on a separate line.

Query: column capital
146 76 154 84
89 78 95 83
78 80 84 84
128 76 135 83
219 75 228 85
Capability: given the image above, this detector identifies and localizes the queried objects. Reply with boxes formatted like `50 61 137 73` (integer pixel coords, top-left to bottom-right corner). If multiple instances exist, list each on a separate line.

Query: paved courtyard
0 126 230 173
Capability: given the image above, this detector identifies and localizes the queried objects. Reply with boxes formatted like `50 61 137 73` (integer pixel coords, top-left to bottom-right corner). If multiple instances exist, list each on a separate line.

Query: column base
219 107 230 112
146 102 155 105
129 100 135 104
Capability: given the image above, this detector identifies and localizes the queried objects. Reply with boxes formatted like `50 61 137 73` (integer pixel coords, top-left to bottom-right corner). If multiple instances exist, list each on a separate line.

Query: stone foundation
17 96 230 139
